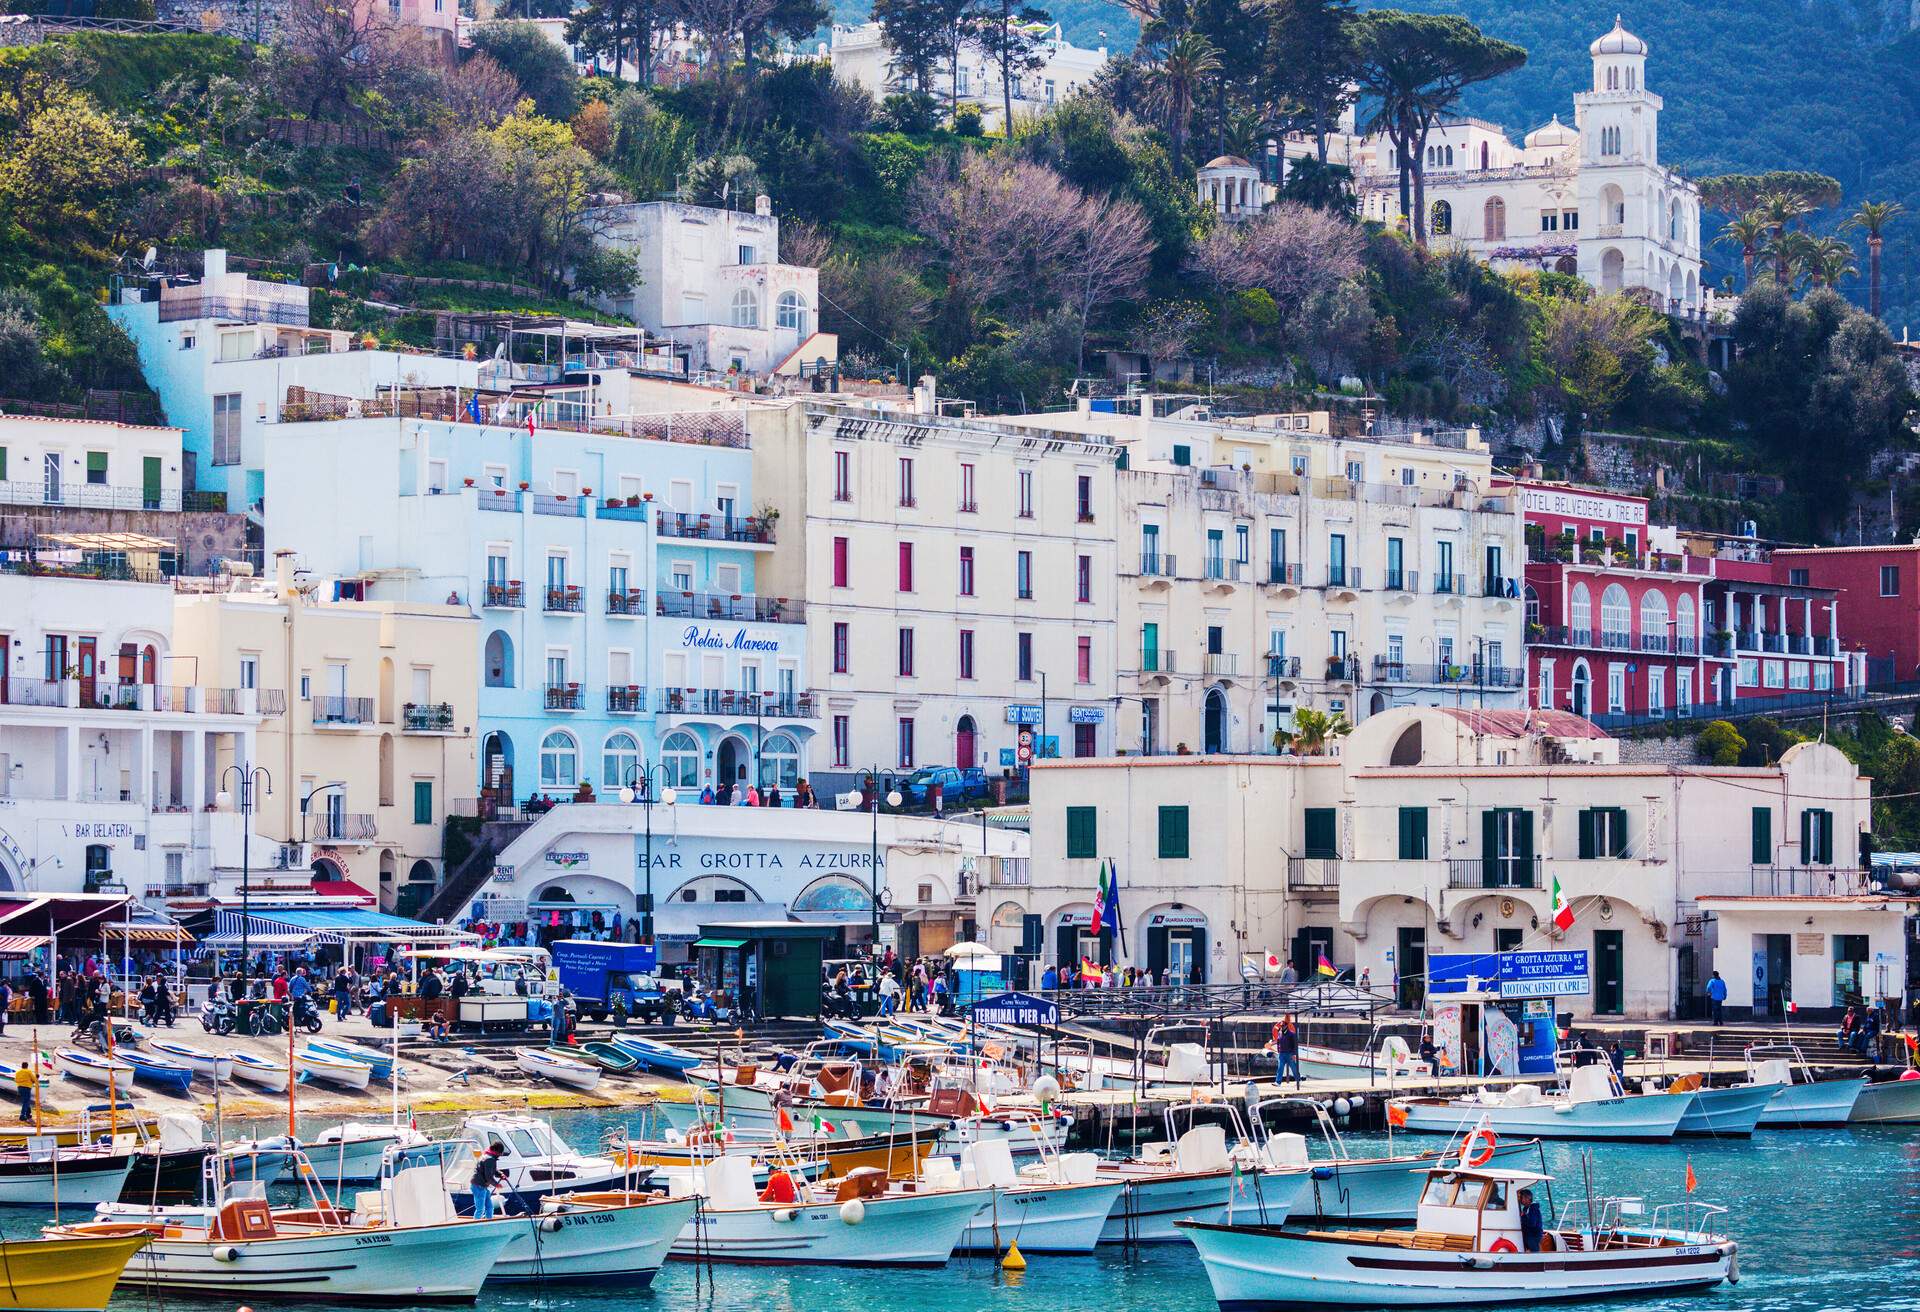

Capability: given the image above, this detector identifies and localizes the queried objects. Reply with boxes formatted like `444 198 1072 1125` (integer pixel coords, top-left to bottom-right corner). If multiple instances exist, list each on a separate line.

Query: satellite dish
141 246 157 270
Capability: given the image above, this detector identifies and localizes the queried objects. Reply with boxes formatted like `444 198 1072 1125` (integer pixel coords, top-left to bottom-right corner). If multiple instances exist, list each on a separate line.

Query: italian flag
1551 875 1575 932
1091 860 1109 937
811 1112 836 1135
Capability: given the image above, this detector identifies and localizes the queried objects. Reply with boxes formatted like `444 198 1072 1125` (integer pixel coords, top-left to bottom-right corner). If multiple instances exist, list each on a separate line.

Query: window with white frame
1538 661 1554 709
1763 660 1785 688
1738 657 1759 687
662 731 701 788
1813 663 1832 690
545 650 569 688
539 730 579 789
484 463 509 488
1607 665 1625 712
1788 662 1810 690
1677 667 1693 706
1648 668 1665 711
762 733 799 788
602 732 639 788
775 291 805 331
730 289 759 328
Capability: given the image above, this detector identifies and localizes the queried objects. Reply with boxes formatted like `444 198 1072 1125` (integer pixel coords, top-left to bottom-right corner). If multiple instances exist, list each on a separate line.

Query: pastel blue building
263 403 814 811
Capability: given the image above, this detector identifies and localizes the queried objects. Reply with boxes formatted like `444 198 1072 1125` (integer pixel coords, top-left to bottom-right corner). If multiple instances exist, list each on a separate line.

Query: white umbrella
944 940 999 960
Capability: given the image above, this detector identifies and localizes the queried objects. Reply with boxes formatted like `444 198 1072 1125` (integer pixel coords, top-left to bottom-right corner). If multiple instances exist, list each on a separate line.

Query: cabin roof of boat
1417 1165 1552 1185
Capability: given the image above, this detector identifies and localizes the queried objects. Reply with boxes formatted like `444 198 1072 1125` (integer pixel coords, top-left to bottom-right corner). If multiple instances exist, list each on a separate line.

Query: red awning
0 894 134 938
309 880 375 903
0 935 49 956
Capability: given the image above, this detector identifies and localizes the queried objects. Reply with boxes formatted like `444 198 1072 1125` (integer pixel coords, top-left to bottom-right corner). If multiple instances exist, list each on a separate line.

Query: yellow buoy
1001 1243 1027 1271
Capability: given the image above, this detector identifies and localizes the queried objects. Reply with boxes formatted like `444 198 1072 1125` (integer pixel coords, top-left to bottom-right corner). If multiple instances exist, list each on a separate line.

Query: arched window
1668 199 1679 241
1601 584 1631 644
661 730 701 789
1444 145 1453 167
1601 183 1625 226
1569 582 1593 639
1483 196 1507 240
1479 141 1488 170
761 733 799 789
1430 200 1452 235
1676 594 1698 648
729 288 759 328
602 732 639 789
775 291 806 332
1640 592 1670 651
1524 584 1540 629
484 631 513 688
1607 65 1618 90
539 730 579 790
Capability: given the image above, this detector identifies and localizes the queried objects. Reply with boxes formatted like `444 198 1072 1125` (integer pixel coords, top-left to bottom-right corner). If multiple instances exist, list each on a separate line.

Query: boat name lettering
354 1234 392 1246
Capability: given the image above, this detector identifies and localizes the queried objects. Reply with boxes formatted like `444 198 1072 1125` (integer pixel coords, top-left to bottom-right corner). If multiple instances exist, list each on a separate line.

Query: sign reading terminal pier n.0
970 991 1059 1027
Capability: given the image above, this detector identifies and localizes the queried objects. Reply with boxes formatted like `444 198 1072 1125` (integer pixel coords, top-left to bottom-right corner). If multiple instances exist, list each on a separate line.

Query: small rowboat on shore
224 1050 290 1092
297 1050 373 1090
520 1049 603 1091
54 1048 137 1089
147 1040 232 1084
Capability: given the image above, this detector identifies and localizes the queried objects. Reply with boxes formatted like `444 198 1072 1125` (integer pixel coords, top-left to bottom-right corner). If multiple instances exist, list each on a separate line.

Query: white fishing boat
517 1049 602 1092
224 1051 290 1093
1667 1075 1781 1138
664 1154 992 1266
461 1114 646 1199
1178 1153 1737 1308
1097 1124 1294 1244
53 1049 136 1089
952 1140 1125 1255
0 1139 136 1207
1745 1048 1867 1127
63 1148 516 1303
1391 1063 1691 1141
307 1122 430 1185
146 1041 233 1084
1297 1036 1420 1083
1850 1072 1920 1123
297 1049 373 1091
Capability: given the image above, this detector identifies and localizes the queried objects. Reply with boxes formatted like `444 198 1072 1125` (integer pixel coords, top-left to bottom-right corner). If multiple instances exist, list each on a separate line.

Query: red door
955 718 976 769
76 638 97 706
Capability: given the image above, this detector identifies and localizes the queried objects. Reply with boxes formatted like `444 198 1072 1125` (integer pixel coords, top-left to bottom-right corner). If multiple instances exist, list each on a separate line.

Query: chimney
274 549 297 593
914 375 937 415
754 194 772 217
204 249 228 280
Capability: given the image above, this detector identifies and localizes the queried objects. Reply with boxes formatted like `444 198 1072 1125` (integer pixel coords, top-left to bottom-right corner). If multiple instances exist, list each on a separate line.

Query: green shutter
1398 807 1427 860
1481 809 1499 885
1577 809 1597 860
0 448 7 481
1157 805 1189 859
1172 444 1191 467
1816 809 1833 865
412 780 433 826
1800 810 1813 865
1752 808 1770 865
1610 807 1629 857
1065 806 1097 859
86 451 108 482
1304 808 1337 859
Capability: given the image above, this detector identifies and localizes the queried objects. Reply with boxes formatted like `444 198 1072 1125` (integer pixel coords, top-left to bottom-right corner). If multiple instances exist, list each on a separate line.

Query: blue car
901 766 989 806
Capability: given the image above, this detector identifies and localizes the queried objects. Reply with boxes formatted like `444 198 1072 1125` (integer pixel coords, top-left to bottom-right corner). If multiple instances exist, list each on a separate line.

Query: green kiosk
692 920 840 1019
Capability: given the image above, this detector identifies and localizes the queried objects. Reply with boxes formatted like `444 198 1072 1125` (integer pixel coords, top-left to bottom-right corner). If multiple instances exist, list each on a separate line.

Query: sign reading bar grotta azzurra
970 991 1059 1026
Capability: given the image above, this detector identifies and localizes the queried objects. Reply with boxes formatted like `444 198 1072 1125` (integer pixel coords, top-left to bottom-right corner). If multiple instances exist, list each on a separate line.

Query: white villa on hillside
825 20 1108 132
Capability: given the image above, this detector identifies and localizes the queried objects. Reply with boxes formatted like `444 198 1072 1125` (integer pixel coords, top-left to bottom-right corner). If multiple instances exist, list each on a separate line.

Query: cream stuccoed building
1000 705 1882 1021
1003 397 1525 755
1200 19 1705 313
824 21 1109 132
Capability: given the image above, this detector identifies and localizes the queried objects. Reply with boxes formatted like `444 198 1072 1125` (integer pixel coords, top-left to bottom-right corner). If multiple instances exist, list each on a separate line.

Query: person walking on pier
1706 971 1727 1025
1267 1015 1301 1087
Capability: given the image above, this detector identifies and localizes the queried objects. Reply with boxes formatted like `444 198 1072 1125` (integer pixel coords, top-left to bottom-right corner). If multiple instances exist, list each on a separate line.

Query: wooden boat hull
52 1051 135 1089
147 1042 232 1083
306 1042 395 1084
573 1043 640 1074
607 1035 703 1075
0 1229 151 1311
1179 1220 1735 1308
0 1153 133 1207
297 1054 372 1091
1677 1083 1780 1137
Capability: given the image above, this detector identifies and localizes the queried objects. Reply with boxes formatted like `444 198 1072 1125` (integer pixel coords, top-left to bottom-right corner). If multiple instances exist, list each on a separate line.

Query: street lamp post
300 781 345 845
864 769 903 959
619 764 677 945
217 764 272 985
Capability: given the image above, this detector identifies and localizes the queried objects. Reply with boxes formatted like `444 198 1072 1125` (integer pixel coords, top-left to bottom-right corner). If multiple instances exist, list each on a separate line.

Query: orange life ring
1462 1127 1498 1168
1489 1237 1518 1254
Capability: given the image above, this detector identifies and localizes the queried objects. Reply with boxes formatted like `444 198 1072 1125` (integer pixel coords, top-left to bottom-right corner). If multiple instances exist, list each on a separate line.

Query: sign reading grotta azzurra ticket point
970 991 1059 1026
1428 949 1590 998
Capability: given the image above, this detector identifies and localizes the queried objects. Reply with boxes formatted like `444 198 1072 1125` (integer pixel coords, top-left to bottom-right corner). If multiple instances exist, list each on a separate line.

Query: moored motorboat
1391 1064 1691 1141
664 1154 992 1266
951 1141 1126 1255
1671 1076 1781 1138
297 1049 373 1090
458 1114 648 1201
518 1049 602 1091
224 1050 290 1093
1849 1071 1920 1123
1097 1125 1282 1244
616 1125 935 1182
307 1122 430 1185
1178 1153 1737 1308
147 1041 233 1084
0 1228 152 1311
1745 1049 1867 1127
0 1141 136 1207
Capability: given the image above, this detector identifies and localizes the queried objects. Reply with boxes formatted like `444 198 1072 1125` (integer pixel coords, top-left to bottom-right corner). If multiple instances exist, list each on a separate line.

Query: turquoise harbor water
31 1108 1920 1312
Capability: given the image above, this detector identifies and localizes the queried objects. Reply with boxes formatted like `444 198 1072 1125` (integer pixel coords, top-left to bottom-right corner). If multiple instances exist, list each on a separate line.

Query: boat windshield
510 1125 564 1157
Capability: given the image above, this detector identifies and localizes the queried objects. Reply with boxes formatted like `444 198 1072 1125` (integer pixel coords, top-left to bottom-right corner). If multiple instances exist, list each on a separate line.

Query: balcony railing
1704 634 1734 657
606 588 647 616
1447 856 1542 889
310 812 377 842
1383 570 1417 592
1433 573 1466 596
1600 630 1633 651
1204 558 1245 582
1138 552 1177 578
1813 636 1838 656
483 582 523 608
606 686 646 713
1735 630 1760 651
1763 634 1787 654
158 295 309 326
1484 576 1517 598
1286 857 1341 892
1203 653 1238 676
1265 563 1301 585
0 479 185 512
312 695 371 726
1374 661 1526 688
657 689 817 717
402 702 454 732
1323 655 1360 682
1324 566 1362 589
1268 654 1301 679
544 586 584 613
655 512 775 544
544 684 583 710
1787 635 1811 655
656 592 804 623
1141 649 1176 674
1641 634 1670 653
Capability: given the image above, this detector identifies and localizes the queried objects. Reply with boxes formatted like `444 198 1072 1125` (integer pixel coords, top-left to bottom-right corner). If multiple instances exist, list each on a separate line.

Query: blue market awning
212 907 476 947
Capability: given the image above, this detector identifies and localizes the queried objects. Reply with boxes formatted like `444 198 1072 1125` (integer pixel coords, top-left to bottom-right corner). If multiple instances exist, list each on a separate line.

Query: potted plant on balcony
517 481 530 491
581 486 591 496
1527 621 1545 640
625 494 641 507
462 477 475 487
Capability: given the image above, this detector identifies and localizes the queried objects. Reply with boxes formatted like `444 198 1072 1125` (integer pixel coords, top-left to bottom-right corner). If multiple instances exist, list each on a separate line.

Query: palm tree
1714 212 1770 287
1840 199 1907 318
1145 33 1220 173
1757 190 1813 283
1283 708 1351 756
1766 229 1820 291
1807 235 1859 291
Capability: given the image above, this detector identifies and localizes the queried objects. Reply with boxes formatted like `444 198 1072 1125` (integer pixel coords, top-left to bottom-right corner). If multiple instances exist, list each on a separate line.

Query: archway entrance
1570 664 1591 717
481 732 514 809
715 736 748 794
955 715 977 769
1203 687 1227 754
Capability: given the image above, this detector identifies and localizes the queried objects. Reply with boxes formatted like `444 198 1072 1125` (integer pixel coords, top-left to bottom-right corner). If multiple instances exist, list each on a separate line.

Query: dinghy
607 1033 703 1075
224 1050 289 1092
147 1041 232 1084
519 1049 603 1091
120 1053 194 1097
306 1039 399 1084
54 1049 137 1089
297 1049 372 1090
574 1042 641 1074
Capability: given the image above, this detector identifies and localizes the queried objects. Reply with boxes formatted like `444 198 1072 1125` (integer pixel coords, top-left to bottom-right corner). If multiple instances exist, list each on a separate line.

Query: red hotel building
1505 480 1853 720
1768 543 1920 687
